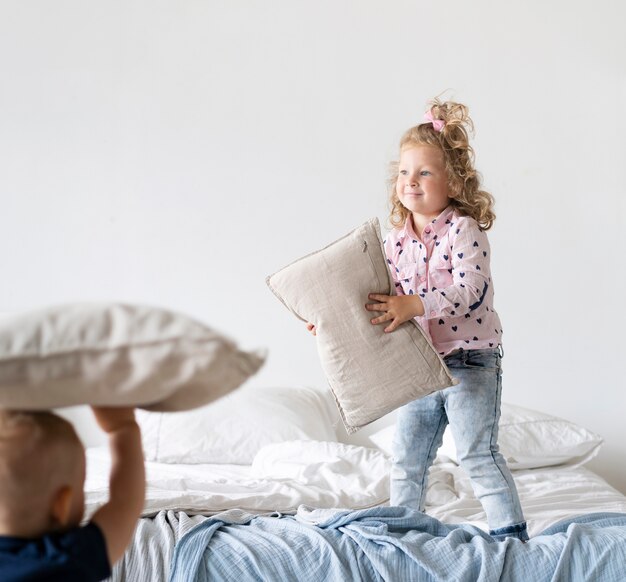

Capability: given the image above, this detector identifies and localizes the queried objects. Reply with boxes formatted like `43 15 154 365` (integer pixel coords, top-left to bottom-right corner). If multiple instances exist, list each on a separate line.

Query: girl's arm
365 232 418 332
420 218 492 319
383 236 406 297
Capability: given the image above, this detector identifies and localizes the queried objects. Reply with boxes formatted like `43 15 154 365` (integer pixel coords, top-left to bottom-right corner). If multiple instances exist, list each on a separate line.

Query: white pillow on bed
0 303 265 411
136 385 338 465
266 218 457 435
251 440 391 490
368 402 603 470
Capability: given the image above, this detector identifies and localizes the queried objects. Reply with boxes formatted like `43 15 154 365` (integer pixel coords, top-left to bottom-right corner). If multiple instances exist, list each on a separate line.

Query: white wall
1 1 625 493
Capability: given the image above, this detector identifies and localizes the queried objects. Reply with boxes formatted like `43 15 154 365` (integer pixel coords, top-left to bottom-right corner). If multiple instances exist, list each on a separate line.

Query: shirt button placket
422 229 435 318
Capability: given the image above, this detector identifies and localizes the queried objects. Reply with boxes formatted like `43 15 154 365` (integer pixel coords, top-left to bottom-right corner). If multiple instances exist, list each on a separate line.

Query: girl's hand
366 293 425 333
306 322 317 336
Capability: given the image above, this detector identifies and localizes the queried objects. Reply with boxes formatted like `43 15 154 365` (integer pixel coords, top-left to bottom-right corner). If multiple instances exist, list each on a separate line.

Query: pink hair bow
424 110 444 132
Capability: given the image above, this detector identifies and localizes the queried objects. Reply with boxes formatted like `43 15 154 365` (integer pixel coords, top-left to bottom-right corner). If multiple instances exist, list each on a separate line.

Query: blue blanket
169 507 626 582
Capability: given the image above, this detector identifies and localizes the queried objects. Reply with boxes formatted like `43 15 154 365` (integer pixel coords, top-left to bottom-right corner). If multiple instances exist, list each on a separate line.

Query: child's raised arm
90 407 145 567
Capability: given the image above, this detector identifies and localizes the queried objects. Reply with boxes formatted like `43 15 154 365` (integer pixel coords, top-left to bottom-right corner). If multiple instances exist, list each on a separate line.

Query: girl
364 98 528 541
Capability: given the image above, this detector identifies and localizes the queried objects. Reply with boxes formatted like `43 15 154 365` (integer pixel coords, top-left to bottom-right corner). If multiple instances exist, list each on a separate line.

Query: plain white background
1 1 625 493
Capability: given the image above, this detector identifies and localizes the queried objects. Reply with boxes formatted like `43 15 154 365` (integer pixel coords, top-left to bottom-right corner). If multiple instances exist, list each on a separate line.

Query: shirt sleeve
420 217 492 318
383 235 405 296
59 522 112 581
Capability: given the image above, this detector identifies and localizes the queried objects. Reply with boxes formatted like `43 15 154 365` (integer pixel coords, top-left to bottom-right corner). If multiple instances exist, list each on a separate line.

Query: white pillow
0 303 265 411
252 440 391 491
136 385 338 464
368 423 396 458
368 402 603 470
266 218 457 435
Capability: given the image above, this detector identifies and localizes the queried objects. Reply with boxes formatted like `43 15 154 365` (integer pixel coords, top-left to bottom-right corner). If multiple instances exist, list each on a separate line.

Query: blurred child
0 407 145 580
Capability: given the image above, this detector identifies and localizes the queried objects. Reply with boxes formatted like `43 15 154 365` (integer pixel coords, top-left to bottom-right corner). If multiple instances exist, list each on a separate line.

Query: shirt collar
396 217 414 241
430 206 456 237
399 206 455 240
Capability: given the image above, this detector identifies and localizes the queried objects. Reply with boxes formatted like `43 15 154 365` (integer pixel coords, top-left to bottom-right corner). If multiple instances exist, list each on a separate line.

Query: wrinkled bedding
90 440 626 582
169 508 626 582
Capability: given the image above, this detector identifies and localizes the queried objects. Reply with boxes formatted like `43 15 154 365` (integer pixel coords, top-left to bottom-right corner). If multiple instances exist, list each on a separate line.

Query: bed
80 384 626 582
6 257 624 578
3 296 624 580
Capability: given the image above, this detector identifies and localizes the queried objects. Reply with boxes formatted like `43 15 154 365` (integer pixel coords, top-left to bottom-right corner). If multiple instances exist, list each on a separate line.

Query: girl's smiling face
396 145 451 228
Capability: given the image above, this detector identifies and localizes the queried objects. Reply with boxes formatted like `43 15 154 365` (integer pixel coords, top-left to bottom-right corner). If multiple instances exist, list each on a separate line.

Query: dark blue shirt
0 522 111 581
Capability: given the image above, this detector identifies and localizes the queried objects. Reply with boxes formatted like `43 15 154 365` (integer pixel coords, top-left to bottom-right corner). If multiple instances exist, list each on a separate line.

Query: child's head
0 410 86 536
389 97 495 230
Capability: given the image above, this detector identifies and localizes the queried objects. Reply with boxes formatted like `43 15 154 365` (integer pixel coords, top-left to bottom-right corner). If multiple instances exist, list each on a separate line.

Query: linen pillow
266 218 457 434
136 385 338 464
0 303 265 411
368 402 603 470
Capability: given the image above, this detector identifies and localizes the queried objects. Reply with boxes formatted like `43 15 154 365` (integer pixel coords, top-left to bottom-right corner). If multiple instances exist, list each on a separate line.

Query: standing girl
365 98 528 541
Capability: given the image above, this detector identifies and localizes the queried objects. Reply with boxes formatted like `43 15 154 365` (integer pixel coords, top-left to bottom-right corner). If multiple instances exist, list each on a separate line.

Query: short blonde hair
388 97 496 230
0 411 84 525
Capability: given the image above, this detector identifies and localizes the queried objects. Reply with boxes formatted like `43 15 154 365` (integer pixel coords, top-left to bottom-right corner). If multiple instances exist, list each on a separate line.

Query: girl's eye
399 170 408 175
420 171 431 176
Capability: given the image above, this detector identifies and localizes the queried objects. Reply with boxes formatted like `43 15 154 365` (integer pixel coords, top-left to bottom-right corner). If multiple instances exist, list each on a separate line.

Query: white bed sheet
85 440 391 518
426 461 626 537
85 440 626 538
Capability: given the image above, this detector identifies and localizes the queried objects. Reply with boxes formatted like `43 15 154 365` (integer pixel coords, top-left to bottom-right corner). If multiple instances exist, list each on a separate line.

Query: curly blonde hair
388 98 495 230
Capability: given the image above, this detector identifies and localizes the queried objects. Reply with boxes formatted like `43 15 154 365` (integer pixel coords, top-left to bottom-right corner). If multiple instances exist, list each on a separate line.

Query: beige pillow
0 303 265 411
266 218 456 434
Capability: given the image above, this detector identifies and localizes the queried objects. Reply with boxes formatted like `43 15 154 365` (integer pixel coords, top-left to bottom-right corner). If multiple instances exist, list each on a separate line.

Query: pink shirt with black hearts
383 206 503 357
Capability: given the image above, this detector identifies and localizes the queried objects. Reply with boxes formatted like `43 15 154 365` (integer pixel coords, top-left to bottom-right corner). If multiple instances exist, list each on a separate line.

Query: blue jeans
390 348 528 541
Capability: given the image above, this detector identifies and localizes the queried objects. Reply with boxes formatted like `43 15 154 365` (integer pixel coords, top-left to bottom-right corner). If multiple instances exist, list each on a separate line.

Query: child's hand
366 293 425 333
306 322 317 336
92 406 137 434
